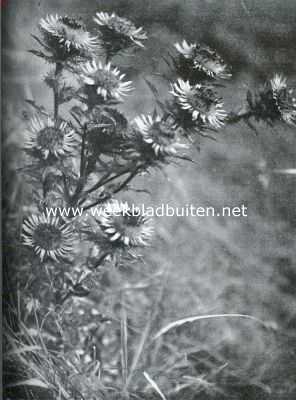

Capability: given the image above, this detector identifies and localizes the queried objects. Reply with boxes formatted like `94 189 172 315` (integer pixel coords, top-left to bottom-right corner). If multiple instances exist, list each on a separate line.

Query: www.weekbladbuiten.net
45 203 248 219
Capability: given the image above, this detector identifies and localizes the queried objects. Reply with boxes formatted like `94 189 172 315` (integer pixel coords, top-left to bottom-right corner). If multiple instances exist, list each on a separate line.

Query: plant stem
53 62 62 123
82 165 144 211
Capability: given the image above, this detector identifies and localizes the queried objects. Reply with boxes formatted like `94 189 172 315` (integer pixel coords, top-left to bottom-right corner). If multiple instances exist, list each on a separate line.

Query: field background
3 0 296 398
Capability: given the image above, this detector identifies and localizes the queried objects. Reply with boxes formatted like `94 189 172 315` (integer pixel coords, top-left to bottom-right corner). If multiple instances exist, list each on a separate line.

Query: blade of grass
5 345 42 357
153 313 266 340
126 318 151 389
6 378 49 389
143 371 167 400
120 302 128 388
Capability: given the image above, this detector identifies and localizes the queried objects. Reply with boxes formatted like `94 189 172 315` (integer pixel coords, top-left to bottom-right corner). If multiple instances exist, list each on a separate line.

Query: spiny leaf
28 49 52 62
25 99 48 116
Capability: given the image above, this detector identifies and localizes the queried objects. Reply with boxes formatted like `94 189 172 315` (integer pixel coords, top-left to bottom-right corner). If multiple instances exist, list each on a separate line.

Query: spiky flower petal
22 214 74 261
94 12 147 51
81 60 133 102
170 79 227 129
134 114 188 157
25 116 78 159
270 74 287 93
98 200 153 248
39 14 98 57
175 39 197 59
175 40 231 80
270 73 296 126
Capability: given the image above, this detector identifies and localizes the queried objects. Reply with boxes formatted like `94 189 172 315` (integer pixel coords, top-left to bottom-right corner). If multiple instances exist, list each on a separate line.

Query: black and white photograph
2 1 296 399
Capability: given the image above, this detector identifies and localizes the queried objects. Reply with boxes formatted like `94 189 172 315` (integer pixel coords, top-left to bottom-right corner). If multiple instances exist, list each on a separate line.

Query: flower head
170 79 227 129
175 40 231 80
22 214 74 261
25 116 77 159
270 73 296 126
134 114 188 157
81 60 133 103
98 200 153 248
94 12 147 53
39 15 98 59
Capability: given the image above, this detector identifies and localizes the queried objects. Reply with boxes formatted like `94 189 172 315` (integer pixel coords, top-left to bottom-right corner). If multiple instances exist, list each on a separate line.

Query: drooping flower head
94 12 147 55
270 73 296 126
174 40 231 81
170 79 227 129
25 116 78 159
98 200 153 248
39 15 98 60
80 60 133 105
22 214 74 261
134 114 188 157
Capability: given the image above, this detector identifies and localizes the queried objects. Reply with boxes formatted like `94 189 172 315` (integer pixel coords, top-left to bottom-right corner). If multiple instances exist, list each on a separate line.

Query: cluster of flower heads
24 11 296 272
22 214 74 262
35 11 147 63
25 116 78 159
80 60 133 104
168 40 231 135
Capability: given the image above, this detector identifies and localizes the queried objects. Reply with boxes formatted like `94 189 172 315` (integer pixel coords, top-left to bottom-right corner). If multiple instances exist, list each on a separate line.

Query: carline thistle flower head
25 116 78 159
170 79 227 129
94 12 147 52
98 200 154 248
22 214 74 262
134 114 188 157
39 15 98 58
270 73 296 126
81 60 133 103
175 40 231 80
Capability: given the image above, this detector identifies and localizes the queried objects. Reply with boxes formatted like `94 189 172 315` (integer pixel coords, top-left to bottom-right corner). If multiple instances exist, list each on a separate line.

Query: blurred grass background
2 0 296 398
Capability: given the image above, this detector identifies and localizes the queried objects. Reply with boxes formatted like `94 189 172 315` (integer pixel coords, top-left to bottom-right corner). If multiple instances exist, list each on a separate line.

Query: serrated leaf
28 49 52 61
31 34 51 51
25 99 48 116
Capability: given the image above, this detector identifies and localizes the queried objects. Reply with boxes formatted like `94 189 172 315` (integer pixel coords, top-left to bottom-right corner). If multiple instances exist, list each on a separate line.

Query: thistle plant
4 9 296 400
